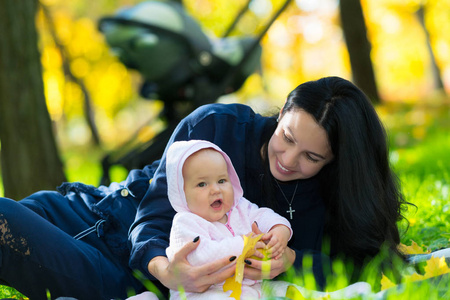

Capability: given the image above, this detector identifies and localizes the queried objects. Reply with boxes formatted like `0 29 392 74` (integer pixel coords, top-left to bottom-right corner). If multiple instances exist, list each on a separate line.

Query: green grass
1 100 450 299
387 102 450 252
0 284 27 299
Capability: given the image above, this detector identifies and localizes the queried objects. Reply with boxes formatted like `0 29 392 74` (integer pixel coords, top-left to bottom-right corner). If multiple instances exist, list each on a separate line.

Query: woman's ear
277 106 284 123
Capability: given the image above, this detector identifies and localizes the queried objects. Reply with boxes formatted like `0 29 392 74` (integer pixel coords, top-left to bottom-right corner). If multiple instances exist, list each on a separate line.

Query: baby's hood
166 140 243 213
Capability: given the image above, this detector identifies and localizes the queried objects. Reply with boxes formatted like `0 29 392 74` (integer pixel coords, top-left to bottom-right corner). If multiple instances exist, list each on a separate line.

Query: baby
165 140 292 299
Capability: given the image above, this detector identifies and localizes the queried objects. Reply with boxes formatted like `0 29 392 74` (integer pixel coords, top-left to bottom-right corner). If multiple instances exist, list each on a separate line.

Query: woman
0 76 407 299
129 76 408 293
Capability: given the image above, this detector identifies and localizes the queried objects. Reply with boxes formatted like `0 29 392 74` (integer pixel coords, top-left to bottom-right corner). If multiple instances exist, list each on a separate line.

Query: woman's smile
276 160 295 175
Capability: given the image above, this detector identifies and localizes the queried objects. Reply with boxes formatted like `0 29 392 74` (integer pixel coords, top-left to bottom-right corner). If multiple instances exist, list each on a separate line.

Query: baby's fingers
252 249 265 259
269 241 287 258
265 235 279 249
273 249 285 260
268 245 282 259
260 231 272 244
255 241 266 250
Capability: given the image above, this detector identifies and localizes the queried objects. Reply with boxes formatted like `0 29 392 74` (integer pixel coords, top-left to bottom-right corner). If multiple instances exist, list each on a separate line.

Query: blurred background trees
0 0 449 198
339 0 379 102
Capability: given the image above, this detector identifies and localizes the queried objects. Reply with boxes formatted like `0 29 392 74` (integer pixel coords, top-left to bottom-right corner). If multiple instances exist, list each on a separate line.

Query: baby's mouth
211 199 222 208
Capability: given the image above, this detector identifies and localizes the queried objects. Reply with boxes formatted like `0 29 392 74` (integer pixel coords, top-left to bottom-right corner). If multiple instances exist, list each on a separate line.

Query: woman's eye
283 132 294 144
306 154 319 163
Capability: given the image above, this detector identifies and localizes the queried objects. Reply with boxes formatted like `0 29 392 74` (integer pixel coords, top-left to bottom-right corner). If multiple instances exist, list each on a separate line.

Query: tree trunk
339 0 380 103
416 5 445 93
0 0 66 199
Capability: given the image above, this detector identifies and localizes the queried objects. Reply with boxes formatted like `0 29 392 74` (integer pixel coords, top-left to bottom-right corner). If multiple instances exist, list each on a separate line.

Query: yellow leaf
242 234 264 260
380 273 396 291
398 240 430 255
423 256 450 279
285 285 306 300
223 234 263 299
408 272 425 282
223 276 242 300
402 256 450 285
250 247 271 278
249 247 270 261
235 234 263 283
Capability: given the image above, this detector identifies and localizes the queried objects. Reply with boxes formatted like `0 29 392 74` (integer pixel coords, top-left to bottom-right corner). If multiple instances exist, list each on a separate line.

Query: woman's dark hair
266 76 410 264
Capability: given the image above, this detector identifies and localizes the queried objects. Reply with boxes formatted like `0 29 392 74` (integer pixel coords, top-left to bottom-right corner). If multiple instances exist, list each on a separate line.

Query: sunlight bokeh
32 0 450 185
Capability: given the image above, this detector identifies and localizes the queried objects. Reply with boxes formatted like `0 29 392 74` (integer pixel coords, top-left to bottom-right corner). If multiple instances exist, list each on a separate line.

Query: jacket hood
166 140 243 213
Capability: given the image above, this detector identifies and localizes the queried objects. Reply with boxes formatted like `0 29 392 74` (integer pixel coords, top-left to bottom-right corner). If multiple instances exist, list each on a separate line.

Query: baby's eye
198 182 206 187
218 179 226 184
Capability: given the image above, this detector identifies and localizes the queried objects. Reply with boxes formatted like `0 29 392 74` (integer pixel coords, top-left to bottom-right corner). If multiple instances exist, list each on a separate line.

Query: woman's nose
282 151 298 169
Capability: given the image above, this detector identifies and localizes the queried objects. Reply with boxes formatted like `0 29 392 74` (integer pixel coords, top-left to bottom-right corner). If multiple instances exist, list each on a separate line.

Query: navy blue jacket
128 103 326 281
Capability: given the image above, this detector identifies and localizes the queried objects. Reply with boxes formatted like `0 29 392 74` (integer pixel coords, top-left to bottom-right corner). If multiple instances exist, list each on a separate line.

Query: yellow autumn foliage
381 256 450 291
398 240 431 255
35 0 450 149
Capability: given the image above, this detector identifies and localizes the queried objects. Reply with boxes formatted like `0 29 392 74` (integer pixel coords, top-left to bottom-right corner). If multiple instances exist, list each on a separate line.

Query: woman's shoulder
182 103 273 136
189 103 258 121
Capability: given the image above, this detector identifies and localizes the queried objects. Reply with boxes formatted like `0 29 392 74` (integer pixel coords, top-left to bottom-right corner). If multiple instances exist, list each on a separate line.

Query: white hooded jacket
165 140 292 299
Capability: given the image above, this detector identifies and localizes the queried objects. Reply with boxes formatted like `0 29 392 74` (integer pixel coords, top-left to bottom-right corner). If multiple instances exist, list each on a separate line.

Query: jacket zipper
225 209 235 236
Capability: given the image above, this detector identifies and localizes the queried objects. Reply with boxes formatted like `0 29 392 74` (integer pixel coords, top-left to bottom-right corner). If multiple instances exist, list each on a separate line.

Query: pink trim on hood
166 140 244 213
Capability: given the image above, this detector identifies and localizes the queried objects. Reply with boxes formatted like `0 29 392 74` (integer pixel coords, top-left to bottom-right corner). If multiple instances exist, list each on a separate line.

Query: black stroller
98 0 292 185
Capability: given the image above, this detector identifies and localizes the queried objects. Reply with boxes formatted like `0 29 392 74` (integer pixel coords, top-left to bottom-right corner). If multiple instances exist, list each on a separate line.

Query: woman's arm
129 103 266 292
129 104 253 278
167 213 245 266
129 107 218 278
148 237 237 292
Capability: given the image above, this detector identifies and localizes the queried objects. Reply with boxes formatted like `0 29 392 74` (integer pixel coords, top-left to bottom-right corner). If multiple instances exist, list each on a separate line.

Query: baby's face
182 149 234 224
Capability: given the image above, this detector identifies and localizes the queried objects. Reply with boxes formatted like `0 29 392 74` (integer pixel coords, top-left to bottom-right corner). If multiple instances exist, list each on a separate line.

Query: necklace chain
275 180 299 220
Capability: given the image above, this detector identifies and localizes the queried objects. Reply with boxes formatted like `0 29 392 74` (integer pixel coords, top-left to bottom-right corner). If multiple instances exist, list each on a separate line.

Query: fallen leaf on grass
398 240 431 255
381 255 450 290
285 285 306 299
422 256 450 279
380 273 396 291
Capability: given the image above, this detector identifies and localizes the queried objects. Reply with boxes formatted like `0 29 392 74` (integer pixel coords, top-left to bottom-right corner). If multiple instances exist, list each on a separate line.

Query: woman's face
268 109 334 182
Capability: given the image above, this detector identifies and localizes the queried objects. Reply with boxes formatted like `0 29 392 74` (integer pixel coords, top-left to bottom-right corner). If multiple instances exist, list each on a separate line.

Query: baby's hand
243 231 266 259
261 225 290 259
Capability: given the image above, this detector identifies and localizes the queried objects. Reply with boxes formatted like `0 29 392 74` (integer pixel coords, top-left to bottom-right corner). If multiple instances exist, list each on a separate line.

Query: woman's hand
244 247 296 280
148 237 236 292
243 222 296 280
